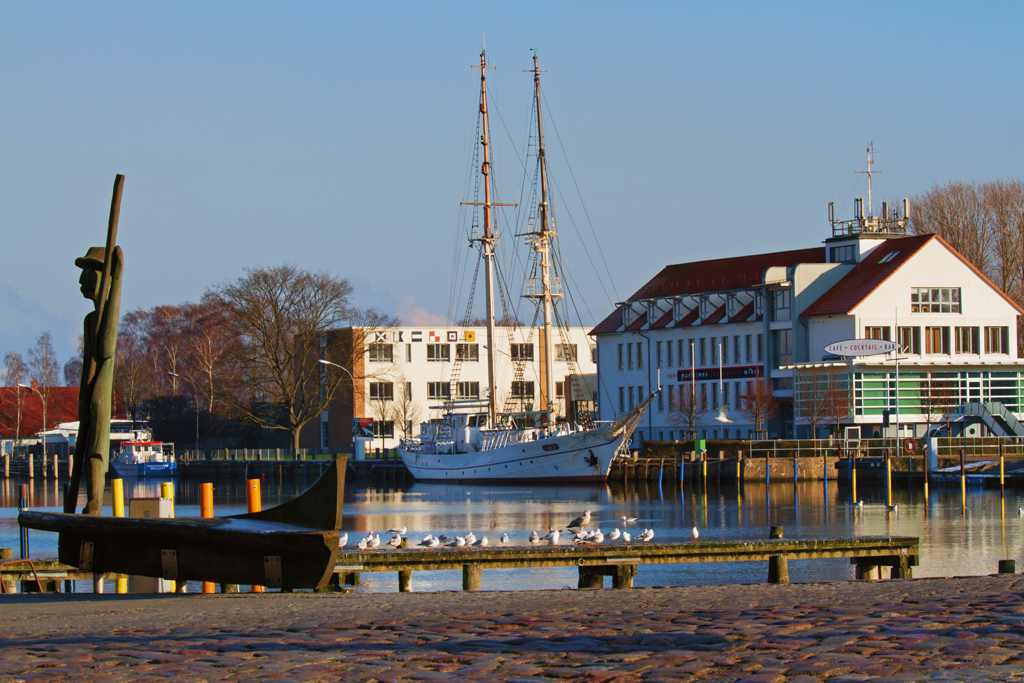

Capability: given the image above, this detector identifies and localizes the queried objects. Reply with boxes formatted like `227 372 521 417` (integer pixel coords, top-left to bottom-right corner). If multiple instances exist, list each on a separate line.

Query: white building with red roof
592 202 1024 442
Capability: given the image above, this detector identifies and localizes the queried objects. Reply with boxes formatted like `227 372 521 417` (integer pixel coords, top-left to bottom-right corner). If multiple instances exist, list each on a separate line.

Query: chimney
31 380 38 390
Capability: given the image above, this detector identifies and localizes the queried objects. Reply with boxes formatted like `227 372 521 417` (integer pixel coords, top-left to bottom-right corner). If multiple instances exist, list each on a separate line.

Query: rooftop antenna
855 143 878 215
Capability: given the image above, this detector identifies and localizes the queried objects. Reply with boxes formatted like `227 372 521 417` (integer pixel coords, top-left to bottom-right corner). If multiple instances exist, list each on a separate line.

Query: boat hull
399 430 622 482
109 461 179 478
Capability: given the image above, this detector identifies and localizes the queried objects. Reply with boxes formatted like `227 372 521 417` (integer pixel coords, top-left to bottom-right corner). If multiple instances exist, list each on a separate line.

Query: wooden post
999 559 1016 574
612 564 636 589
247 479 264 593
856 564 881 581
767 526 788 584
28 452 33 479
200 482 216 594
577 569 603 589
398 570 413 592
0 548 15 593
462 564 482 591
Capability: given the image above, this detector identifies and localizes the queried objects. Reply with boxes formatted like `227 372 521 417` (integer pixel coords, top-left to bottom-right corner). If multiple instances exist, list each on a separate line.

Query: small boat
109 440 178 478
399 51 652 483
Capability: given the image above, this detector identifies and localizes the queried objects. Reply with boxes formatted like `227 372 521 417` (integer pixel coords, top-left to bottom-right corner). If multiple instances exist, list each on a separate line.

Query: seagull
387 534 402 549
607 528 621 542
437 534 452 544
368 534 381 551
418 534 437 548
339 532 349 549
387 526 408 536
363 530 375 543
639 529 655 543
454 536 467 548
622 531 631 544
357 537 368 551
886 503 899 514
543 528 561 545
465 531 477 546
592 530 605 545
474 536 489 548
500 532 510 547
856 501 864 508
620 516 637 524
566 510 592 532
691 527 699 542
713 404 733 423
529 530 541 546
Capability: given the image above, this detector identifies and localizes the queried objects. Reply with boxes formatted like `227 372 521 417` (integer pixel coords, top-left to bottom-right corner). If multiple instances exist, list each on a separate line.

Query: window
865 326 891 341
985 326 1009 354
722 338 729 364
656 341 663 368
456 343 479 361
681 339 688 367
830 244 856 263
772 289 792 322
555 344 578 362
636 343 643 369
666 340 673 367
428 382 451 399
628 386 635 411
712 384 718 410
512 343 535 361
723 382 730 407
368 343 393 362
457 381 480 399
617 344 623 369
657 387 663 412
699 384 708 411
618 387 625 413
427 344 450 362
772 329 793 368
405 344 412 362
925 327 950 354
555 381 565 398
627 344 634 369
511 381 534 398
373 421 394 439
911 287 961 313
699 338 707 366
878 250 900 264
734 336 741 365
590 345 597 363
745 335 752 363
711 338 719 364
955 327 979 354
405 382 412 400
898 327 920 354
369 382 393 401
757 334 764 362
773 377 793 391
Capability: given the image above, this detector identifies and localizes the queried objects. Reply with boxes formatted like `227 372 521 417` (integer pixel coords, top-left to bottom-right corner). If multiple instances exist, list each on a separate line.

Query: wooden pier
333 534 920 592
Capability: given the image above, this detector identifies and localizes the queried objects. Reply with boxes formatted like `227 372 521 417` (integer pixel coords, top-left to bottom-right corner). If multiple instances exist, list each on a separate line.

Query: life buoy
903 438 918 454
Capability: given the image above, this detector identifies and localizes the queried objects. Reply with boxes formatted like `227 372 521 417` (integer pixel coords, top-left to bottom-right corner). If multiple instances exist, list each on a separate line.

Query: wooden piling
398 569 412 592
999 559 1016 574
247 479 264 593
200 482 215 594
1 548 15 593
767 526 789 584
462 564 482 591
28 452 33 479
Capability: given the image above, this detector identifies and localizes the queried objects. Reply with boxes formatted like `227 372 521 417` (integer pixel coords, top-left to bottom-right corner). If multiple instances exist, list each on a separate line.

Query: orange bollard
200 483 216 594
246 478 264 592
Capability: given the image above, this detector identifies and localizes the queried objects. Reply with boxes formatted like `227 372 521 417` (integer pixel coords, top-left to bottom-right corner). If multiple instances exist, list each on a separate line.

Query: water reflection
2 473 1023 592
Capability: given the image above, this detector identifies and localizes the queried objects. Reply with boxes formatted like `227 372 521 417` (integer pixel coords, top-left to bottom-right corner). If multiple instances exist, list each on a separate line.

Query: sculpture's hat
74 246 106 270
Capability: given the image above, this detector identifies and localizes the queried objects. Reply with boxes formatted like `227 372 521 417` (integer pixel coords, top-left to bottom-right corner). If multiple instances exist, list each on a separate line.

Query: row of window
864 325 1009 355
368 342 586 363
618 380 757 415
367 380 568 401
618 335 765 371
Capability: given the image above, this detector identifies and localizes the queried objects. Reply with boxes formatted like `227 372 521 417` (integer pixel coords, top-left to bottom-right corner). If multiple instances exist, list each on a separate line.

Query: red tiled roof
801 235 931 317
0 386 127 438
625 311 648 332
590 246 825 335
730 300 755 323
674 306 700 328
649 309 674 329
703 303 727 325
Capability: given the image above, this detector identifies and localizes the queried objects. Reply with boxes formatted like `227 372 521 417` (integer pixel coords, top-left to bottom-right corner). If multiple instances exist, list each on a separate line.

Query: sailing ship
398 51 653 483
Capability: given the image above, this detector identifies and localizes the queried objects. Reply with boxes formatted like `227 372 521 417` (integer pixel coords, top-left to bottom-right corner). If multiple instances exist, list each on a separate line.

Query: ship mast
471 50 500 427
524 53 563 430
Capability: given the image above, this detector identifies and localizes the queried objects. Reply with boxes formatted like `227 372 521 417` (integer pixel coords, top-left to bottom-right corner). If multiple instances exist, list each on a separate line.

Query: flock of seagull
338 510 684 552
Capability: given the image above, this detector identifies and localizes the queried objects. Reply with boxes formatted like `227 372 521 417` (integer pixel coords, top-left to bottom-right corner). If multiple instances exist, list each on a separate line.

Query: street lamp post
167 372 200 455
18 383 46 462
318 359 356 451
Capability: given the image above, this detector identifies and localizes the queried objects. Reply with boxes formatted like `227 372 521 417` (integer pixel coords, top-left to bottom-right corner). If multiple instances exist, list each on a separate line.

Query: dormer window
699 297 710 320
829 244 856 263
622 304 635 326
726 294 737 320
647 300 659 323
754 291 765 318
673 298 686 323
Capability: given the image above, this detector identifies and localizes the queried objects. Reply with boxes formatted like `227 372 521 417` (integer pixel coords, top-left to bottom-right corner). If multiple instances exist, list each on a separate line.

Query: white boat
399 51 652 483
109 440 178 478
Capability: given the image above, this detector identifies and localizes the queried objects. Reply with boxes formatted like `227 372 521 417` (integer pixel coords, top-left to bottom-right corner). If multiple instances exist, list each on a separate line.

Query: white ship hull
399 429 624 483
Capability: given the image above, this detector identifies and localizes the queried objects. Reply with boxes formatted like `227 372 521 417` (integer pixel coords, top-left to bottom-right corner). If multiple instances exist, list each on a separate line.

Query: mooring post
462 564 482 591
960 447 967 511
398 570 413 592
1 548 16 593
111 478 128 594
999 559 1016 574
28 452 33 479
999 441 1005 496
247 478 265 593
18 484 29 560
200 482 216 594
612 564 636 589
767 526 788 584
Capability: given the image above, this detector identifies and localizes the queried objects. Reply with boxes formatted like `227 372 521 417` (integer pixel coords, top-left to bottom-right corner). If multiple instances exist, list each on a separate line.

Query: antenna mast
855 143 878 215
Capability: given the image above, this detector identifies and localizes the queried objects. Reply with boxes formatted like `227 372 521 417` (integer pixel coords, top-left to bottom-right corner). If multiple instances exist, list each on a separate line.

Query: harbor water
1 472 1022 592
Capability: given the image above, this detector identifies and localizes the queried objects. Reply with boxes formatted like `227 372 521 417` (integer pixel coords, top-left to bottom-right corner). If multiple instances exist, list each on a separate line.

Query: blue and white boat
109 440 178 478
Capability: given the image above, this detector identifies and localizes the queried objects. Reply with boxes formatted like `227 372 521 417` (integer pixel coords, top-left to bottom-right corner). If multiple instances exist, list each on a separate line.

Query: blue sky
2 2 1023 367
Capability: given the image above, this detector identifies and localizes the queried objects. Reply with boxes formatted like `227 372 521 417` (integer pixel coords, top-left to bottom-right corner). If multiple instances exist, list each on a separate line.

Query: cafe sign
824 339 900 356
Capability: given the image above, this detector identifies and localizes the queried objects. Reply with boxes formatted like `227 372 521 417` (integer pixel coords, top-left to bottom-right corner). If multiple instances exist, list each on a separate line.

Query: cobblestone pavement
3 576 1024 681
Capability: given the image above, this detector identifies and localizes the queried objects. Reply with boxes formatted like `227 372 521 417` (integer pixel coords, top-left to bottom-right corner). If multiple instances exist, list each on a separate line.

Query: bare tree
795 367 831 439
823 374 853 439
115 312 156 427
209 264 399 452
64 337 84 386
392 373 422 440
27 332 60 432
738 379 779 438
665 384 708 440
3 352 27 453
921 372 958 436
